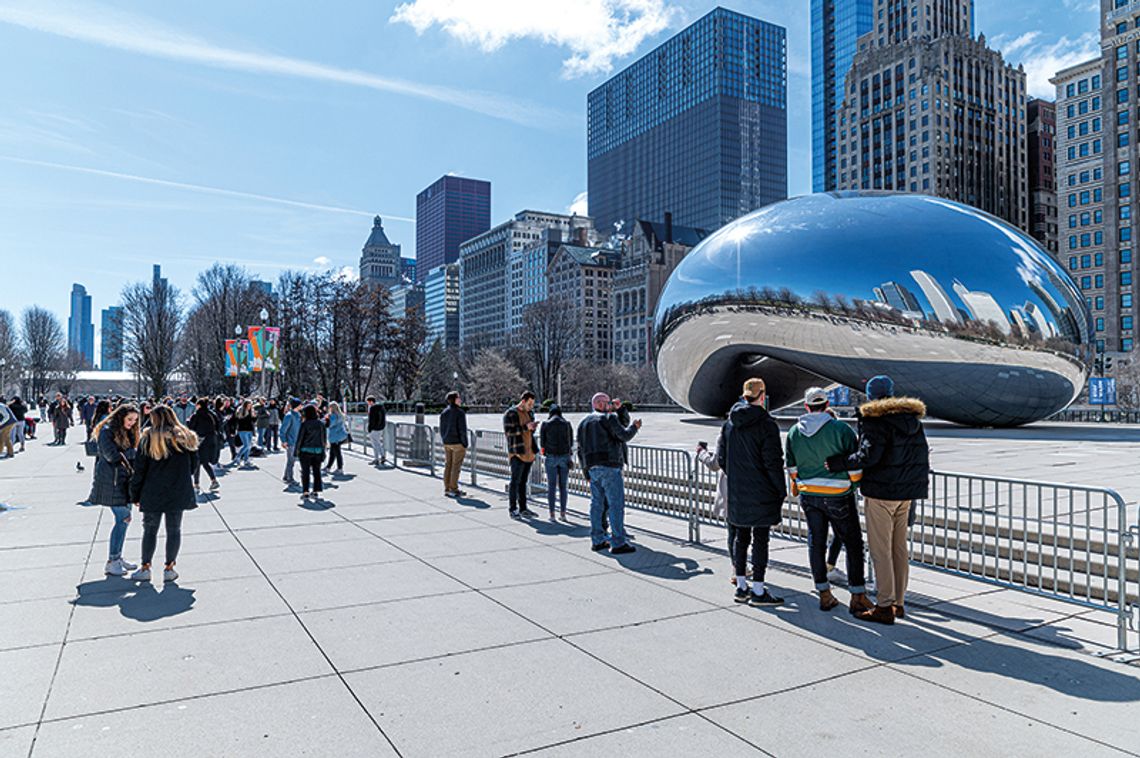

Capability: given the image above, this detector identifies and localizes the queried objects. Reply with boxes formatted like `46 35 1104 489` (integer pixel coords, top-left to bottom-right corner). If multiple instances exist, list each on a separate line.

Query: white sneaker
104 558 126 576
120 558 138 571
827 567 847 585
130 567 152 582
163 567 179 582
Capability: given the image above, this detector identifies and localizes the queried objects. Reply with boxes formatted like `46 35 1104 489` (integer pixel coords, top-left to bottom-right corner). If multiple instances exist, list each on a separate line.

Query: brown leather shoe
893 605 905 619
819 589 840 611
848 592 874 615
857 605 896 625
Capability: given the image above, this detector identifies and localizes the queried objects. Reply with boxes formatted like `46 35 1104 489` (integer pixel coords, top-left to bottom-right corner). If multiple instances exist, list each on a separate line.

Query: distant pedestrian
295 404 327 499
439 391 468 498
187 398 220 492
540 404 573 520
0 399 15 459
234 400 254 466
266 399 281 452
52 395 72 445
81 395 97 439
173 395 193 425
279 398 301 484
695 429 732 577
88 404 141 577
128 405 200 583
255 401 270 449
503 391 539 518
37 395 47 423
722 378 785 606
577 392 640 554
7 396 27 452
785 387 872 614
827 375 930 624
366 395 387 466
324 401 347 475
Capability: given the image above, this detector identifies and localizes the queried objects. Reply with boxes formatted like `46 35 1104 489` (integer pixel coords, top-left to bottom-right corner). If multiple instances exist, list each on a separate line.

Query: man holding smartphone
577 392 641 554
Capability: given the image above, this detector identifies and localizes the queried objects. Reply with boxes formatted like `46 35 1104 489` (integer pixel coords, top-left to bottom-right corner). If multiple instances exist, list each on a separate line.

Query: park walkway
0 439 1138 757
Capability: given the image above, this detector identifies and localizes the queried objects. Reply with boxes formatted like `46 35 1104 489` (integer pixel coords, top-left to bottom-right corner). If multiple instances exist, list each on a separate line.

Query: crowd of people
5 372 929 622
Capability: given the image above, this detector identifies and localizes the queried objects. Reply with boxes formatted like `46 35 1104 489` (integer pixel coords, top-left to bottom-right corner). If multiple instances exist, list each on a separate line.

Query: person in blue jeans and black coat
721 378 785 606
539 404 573 521
577 392 640 554
88 403 141 577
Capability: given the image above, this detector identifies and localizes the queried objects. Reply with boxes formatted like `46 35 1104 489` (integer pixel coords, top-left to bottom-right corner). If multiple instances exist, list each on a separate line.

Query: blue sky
0 0 1103 356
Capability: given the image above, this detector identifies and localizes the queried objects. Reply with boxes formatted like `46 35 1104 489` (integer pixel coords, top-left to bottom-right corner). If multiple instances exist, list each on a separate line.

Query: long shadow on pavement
760 599 1140 702
72 577 196 623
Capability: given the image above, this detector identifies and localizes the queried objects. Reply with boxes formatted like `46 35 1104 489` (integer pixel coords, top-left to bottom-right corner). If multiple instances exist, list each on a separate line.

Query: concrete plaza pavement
0 437 1138 757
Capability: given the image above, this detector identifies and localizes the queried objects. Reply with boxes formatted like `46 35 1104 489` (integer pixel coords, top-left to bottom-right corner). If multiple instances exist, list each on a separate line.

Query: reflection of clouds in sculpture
654 192 1092 427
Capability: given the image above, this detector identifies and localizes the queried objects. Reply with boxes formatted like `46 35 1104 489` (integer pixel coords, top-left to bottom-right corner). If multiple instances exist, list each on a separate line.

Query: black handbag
84 438 99 457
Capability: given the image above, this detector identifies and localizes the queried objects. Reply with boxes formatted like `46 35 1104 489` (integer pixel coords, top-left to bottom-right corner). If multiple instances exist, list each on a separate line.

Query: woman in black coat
718 378 786 606
186 398 220 492
294 404 327 500
88 404 141 577
128 405 199 584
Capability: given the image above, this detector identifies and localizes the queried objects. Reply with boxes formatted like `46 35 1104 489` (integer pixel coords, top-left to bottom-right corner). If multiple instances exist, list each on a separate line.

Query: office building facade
459 211 576 350
1028 98 1059 255
416 175 491 283
811 0 875 192
359 216 403 289
547 245 620 363
508 217 600 335
100 306 123 372
587 7 787 234
424 264 460 350
612 216 707 366
68 283 94 367
388 282 424 322
835 0 1028 230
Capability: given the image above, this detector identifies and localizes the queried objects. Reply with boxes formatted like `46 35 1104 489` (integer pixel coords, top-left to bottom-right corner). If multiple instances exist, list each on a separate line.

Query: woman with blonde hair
128 404 199 583
88 403 142 577
323 401 348 476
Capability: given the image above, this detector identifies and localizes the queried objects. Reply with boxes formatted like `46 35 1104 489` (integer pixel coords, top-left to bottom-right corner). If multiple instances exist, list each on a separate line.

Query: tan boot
819 589 840 611
848 592 874 615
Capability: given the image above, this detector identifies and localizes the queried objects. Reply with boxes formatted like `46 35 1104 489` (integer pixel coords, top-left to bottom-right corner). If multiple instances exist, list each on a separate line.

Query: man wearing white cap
786 387 873 615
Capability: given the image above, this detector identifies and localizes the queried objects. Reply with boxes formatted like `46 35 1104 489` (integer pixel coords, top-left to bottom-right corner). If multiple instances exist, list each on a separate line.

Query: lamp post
0 357 6 396
234 324 243 398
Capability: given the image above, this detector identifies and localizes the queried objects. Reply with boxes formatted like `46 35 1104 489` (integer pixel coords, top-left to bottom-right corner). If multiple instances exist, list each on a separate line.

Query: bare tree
183 264 272 395
337 280 395 401
20 306 65 399
519 298 580 401
464 349 524 406
0 310 19 394
121 278 184 400
418 339 459 405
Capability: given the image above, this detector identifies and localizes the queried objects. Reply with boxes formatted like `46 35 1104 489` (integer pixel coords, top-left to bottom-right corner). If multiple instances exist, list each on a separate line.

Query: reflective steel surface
653 192 1093 426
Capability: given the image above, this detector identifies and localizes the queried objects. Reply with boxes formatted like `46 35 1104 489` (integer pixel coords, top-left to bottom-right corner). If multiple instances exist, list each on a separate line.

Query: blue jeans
109 505 131 559
257 428 268 448
588 466 627 548
238 431 253 464
545 454 570 514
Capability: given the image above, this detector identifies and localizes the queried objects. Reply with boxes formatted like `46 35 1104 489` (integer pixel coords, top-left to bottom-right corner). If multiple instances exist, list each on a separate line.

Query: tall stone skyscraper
68 283 94 367
1027 98 1058 256
835 0 1027 230
811 0 874 192
587 7 787 233
359 216 403 289
1051 0 1140 358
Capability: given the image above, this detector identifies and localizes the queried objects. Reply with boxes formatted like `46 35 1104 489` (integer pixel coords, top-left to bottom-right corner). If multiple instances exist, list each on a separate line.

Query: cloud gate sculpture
653 193 1093 427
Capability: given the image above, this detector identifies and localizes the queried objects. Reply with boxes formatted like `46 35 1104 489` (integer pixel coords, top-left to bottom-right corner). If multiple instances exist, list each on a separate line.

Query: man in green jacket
786 387 873 614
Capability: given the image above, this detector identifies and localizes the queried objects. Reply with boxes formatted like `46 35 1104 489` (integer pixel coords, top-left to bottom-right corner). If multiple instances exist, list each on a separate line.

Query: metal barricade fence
348 420 1138 654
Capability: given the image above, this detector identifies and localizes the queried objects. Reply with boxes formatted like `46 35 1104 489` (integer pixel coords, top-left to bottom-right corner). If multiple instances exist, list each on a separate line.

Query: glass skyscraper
100 306 123 371
415 175 491 283
811 0 874 192
587 7 787 234
68 283 94 367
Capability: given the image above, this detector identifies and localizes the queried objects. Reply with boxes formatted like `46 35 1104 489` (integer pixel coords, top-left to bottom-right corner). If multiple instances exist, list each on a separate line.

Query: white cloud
0 0 567 128
313 256 332 267
390 0 682 78
333 265 357 282
567 190 588 216
995 31 1100 99
0 154 399 219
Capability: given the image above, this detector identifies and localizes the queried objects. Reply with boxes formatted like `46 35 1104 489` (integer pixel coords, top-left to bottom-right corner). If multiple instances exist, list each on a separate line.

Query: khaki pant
864 497 911 608
443 443 466 493
0 424 13 457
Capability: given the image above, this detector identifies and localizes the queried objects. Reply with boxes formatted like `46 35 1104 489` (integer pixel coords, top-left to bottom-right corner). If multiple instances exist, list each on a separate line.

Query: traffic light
1105 356 1114 374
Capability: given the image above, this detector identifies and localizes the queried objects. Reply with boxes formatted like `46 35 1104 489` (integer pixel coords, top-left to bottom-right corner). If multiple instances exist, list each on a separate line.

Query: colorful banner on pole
248 326 265 373
224 340 239 377
264 327 281 372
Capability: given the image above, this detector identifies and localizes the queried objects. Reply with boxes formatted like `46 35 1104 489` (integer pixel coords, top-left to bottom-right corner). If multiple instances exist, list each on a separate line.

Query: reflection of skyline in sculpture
653 192 1093 427
952 279 1012 336
909 270 960 324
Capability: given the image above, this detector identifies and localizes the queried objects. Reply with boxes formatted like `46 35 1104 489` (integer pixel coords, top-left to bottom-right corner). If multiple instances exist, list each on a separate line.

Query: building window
1082 276 1093 289
1125 294 1134 308
1123 338 1134 351
1081 254 1092 267
1096 252 1105 266
1123 249 1134 263
1097 296 1105 309
1124 271 1134 286
1096 317 1105 331
1124 316 1134 330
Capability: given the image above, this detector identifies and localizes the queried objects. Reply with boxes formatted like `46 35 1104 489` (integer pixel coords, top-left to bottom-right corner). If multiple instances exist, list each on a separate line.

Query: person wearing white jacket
696 426 737 580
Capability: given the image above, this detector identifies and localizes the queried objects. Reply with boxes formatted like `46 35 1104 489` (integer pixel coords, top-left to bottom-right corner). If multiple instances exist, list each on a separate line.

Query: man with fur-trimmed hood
827 375 930 625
